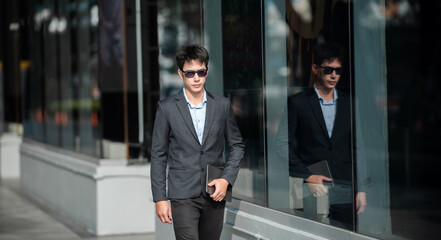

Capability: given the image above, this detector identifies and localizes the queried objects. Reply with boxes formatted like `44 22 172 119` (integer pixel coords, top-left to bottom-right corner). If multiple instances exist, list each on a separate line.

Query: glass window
265 0 356 230
78 0 100 156
99 0 126 158
139 0 160 161
265 0 290 212
221 1 266 205
42 0 60 147
157 0 203 99
24 0 101 157
0 2 4 133
0 73 2 134
24 1 46 142
1 0 23 129
354 1 441 239
58 0 74 150
24 0 152 160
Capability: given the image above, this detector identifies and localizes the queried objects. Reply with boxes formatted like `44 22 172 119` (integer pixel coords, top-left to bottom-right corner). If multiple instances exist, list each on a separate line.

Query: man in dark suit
151 44 245 240
288 43 366 229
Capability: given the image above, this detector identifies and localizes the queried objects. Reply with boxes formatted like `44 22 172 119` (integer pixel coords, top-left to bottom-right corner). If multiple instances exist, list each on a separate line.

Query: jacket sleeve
354 105 372 193
221 99 245 186
150 102 170 202
288 96 312 179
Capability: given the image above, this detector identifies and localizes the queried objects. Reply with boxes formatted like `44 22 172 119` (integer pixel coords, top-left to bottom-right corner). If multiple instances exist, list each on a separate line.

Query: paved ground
0 179 155 240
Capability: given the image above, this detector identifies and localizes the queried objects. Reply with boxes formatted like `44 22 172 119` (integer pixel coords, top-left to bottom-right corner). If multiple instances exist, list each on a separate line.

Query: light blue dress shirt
314 84 338 138
183 88 207 144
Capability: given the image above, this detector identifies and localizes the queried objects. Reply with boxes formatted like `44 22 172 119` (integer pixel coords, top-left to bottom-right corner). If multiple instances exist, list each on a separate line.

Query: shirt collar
313 84 338 103
183 87 207 108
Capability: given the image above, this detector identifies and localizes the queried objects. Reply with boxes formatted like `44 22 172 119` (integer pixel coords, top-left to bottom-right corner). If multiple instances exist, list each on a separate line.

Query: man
151 44 245 240
288 42 367 229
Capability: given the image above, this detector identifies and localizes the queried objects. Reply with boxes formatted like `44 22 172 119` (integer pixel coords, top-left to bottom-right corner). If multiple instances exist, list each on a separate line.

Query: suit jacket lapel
201 92 215 147
175 91 199 144
307 89 330 139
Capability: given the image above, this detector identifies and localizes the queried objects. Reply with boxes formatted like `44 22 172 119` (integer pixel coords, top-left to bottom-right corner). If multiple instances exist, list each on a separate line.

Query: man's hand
156 200 172 224
208 178 229 202
356 192 367 214
305 175 332 197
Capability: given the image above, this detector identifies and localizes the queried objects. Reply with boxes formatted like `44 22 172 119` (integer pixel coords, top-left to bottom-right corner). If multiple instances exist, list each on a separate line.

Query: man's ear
178 69 183 79
311 64 318 75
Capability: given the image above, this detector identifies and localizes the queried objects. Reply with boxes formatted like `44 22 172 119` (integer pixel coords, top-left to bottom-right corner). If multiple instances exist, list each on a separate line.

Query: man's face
312 59 342 91
178 60 208 96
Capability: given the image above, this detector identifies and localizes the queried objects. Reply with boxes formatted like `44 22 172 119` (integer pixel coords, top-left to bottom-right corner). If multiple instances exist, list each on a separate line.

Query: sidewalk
0 179 155 240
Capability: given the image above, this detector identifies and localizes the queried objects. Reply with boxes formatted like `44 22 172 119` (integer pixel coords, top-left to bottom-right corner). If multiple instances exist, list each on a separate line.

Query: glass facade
22 0 160 160
24 0 101 156
1 0 24 133
4 0 441 239
221 0 266 206
0 1 4 132
354 1 441 239
156 0 441 238
157 0 203 98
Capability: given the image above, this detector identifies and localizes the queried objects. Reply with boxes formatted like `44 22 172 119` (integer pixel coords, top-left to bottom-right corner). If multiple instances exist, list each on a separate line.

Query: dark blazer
288 88 352 183
151 90 245 202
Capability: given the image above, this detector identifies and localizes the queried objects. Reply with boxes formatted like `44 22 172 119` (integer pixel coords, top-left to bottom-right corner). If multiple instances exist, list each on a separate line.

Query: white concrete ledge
20 141 155 236
0 133 22 179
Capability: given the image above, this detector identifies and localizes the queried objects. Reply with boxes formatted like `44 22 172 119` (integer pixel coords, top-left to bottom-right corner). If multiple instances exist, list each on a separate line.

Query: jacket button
201 151 204 155
201 168 205 172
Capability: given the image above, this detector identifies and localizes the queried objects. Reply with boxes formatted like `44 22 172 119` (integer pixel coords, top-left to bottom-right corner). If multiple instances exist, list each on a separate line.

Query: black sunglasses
181 69 208 78
319 66 343 75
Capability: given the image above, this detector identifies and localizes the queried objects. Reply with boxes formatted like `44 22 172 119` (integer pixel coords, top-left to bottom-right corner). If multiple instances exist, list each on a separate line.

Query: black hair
313 43 344 66
175 44 209 70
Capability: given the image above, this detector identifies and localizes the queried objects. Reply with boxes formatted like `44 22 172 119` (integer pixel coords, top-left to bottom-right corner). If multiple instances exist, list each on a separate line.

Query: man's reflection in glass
287 43 366 230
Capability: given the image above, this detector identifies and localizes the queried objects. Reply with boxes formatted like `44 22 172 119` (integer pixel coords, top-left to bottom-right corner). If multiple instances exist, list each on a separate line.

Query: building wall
20 141 155 235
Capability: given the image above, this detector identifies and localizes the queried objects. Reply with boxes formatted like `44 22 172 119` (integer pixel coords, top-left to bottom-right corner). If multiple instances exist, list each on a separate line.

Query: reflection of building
1 0 441 239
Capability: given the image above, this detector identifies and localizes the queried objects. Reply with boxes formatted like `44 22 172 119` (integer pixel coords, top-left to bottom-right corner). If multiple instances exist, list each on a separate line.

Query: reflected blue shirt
314 85 338 138
183 88 207 144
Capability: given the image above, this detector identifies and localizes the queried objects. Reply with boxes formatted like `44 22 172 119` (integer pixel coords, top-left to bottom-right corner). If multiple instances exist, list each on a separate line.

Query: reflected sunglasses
319 66 343 75
181 69 208 78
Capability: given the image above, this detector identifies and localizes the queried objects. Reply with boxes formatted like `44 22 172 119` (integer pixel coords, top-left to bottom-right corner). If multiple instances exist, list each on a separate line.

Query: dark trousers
171 194 226 240
328 183 353 230
303 182 354 230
